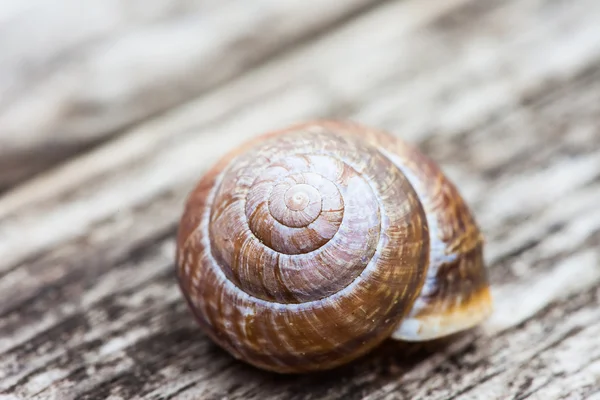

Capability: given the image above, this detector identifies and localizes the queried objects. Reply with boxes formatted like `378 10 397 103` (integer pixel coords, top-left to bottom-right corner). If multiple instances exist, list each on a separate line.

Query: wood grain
0 0 383 192
1 0 599 398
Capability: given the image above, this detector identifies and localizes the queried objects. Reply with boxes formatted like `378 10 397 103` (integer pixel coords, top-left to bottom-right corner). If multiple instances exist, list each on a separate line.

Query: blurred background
1 0 599 399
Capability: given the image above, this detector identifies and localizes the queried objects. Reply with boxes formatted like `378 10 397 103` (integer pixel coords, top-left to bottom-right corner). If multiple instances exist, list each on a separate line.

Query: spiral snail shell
176 120 492 373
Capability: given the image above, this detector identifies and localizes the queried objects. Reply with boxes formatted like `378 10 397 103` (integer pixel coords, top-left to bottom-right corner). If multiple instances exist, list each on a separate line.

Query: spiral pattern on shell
176 121 488 373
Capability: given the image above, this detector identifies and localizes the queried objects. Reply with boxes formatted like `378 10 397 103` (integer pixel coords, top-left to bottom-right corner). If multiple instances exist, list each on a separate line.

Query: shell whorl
213 149 392 304
176 121 491 373
177 122 429 373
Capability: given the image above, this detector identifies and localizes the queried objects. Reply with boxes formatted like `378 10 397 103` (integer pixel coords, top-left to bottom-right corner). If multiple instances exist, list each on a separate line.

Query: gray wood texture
1 0 599 398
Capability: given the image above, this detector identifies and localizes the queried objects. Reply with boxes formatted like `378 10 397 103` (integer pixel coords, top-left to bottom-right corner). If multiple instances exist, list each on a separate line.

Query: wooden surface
1 0 599 398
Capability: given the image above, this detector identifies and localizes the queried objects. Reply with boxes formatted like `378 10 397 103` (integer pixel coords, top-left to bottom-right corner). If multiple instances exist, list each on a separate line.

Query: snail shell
176 121 492 373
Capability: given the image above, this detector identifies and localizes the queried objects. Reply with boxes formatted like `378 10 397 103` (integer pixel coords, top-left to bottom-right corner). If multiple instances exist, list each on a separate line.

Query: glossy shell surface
176 121 492 373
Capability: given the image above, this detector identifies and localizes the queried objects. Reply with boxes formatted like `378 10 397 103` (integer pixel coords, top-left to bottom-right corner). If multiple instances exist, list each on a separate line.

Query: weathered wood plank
0 0 384 191
1 0 599 398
